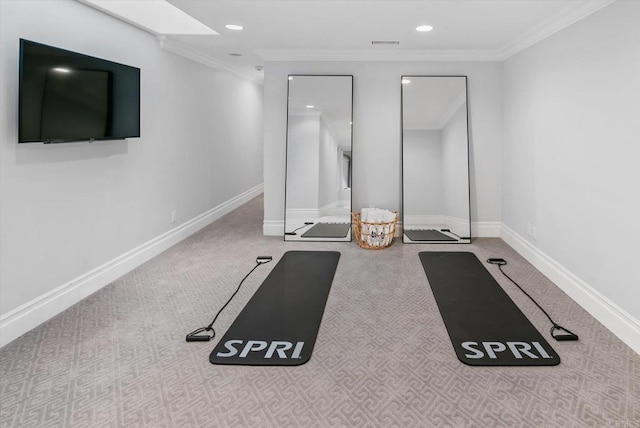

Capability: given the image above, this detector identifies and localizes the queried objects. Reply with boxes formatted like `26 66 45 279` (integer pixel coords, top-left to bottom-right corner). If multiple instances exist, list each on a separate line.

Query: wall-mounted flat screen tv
19 39 140 143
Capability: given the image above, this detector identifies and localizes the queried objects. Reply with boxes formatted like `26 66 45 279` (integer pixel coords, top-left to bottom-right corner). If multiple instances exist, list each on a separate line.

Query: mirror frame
400 75 472 244
283 74 354 242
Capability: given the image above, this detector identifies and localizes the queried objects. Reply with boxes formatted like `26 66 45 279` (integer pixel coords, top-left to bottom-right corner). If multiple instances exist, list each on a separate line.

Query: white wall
502 1 640 322
263 61 502 234
0 1 263 336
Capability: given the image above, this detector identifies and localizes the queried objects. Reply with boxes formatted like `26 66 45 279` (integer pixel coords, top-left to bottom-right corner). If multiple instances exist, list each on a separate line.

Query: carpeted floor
1 194 638 427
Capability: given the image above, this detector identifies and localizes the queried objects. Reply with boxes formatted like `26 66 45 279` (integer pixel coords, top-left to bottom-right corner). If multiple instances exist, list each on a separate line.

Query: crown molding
496 0 617 61
158 36 263 84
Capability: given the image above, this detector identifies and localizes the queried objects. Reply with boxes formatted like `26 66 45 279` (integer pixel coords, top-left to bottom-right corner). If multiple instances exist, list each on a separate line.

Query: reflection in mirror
402 76 471 243
284 75 353 241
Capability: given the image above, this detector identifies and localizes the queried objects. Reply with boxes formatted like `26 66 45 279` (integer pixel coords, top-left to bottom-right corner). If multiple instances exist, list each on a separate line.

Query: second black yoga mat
210 251 340 366
405 229 457 242
301 223 351 238
419 252 560 366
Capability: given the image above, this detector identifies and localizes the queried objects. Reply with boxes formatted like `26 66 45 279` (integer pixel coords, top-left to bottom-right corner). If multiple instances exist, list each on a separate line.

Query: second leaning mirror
284 75 353 241
402 76 471 243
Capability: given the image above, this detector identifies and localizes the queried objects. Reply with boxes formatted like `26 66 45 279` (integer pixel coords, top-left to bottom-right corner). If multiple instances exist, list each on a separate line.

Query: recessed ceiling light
306 105 314 109
402 78 411 84
229 53 242 57
225 24 243 31
416 25 434 32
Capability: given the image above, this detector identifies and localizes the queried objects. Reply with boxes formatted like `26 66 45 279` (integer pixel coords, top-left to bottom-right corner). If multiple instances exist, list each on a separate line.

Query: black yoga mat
210 251 340 366
301 223 351 238
419 252 560 366
405 229 457 242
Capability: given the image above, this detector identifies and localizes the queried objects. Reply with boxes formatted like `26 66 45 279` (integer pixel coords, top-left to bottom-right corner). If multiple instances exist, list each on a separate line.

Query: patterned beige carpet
1 194 638 427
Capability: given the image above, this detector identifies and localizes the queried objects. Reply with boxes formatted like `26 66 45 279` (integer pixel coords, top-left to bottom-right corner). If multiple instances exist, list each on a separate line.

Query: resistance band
186 256 273 342
487 258 579 341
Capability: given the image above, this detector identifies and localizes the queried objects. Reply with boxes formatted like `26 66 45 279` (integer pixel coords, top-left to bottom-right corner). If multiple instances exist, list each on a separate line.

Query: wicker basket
352 211 398 250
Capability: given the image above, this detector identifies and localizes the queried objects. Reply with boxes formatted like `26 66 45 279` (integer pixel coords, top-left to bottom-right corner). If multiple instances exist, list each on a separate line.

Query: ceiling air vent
371 40 400 45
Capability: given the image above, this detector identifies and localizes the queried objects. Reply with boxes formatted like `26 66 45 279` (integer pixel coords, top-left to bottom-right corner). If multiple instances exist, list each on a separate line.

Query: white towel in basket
360 208 396 223
360 208 395 246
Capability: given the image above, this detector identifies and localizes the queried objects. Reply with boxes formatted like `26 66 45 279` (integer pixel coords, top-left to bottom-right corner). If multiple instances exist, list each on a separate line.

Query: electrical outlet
527 222 532 236
531 225 537 240
171 210 177 224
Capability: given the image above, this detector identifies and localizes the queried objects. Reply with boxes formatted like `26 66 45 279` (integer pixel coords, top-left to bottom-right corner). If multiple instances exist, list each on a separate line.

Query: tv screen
19 39 140 143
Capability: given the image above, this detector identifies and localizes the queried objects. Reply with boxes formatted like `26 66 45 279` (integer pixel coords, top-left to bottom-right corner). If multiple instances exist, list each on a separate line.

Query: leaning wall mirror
401 76 471 243
284 75 353 241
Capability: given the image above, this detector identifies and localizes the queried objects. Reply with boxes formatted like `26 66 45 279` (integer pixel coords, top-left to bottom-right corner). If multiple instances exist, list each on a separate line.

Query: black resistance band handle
551 326 579 341
186 327 214 342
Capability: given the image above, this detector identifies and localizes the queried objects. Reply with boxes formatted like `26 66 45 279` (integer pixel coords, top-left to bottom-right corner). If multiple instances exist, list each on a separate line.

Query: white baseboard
0 184 264 348
473 221 502 238
501 224 640 355
282 208 320 219
263 220 284 236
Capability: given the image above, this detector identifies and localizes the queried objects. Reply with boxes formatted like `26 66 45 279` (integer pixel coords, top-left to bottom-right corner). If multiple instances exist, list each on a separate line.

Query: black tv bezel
18 39 141 144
